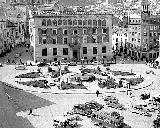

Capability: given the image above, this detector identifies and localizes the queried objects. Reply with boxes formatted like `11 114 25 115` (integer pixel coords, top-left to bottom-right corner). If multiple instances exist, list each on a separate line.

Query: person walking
7 59 10 64
96 90 100 97
28 107 33 115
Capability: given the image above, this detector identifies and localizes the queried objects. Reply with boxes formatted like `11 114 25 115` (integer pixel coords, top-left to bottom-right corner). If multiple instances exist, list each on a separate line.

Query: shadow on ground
1 82 55 113
17 116 36 128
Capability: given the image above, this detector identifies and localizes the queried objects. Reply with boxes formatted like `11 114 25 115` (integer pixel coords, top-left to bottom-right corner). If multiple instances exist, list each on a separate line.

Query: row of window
115 38 128 43
130 38 141 43
42 19 107 27
150 38 159 43
149 52 158 58
83 46 107 54
41 46 107 56
142 32 160 37
129 19 141 24
41 36 109 44
41 28 108 35
129 25 141 30
149 32 160 36
149 25 160 30
129 32 141 36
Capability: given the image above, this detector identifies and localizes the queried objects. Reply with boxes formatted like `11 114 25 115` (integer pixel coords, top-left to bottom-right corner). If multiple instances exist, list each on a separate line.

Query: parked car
68 62 77 66
92 61 99 65
37 62 49 67
50 62 58 66
15 65 26 70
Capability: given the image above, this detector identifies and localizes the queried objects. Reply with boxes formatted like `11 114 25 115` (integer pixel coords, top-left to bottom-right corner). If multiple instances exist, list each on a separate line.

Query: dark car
37 62 49 67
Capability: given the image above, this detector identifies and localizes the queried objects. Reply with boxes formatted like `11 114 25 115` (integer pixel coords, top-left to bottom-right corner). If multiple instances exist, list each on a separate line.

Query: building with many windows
29 7 113 62
127 0 160 61
112 27 128 52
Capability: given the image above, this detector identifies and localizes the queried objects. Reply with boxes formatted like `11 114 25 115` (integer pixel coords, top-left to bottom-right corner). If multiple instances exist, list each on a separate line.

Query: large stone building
127 0 160 61
29 7 113 62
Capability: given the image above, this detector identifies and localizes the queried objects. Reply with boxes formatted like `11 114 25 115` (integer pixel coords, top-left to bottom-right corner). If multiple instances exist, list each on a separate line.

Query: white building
112 27 128 51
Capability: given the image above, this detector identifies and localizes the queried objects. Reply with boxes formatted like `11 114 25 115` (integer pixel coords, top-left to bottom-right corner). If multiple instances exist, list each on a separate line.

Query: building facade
126 0 160 60
29 9 113 62
112 27 128 52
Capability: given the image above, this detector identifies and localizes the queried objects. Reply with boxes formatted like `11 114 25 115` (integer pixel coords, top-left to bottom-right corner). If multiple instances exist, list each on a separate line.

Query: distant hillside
57 0 106 7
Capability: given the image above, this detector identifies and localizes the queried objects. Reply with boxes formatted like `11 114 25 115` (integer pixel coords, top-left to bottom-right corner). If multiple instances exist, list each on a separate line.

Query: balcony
69 42 81 49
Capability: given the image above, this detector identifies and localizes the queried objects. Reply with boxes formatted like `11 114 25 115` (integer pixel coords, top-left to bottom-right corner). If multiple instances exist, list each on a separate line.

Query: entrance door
73 50 78 60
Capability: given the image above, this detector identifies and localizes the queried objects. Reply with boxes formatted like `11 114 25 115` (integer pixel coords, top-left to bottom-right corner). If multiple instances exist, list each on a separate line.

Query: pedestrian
7 59 10 63
28 107 33 115
12 60 16 64
96 90 100 97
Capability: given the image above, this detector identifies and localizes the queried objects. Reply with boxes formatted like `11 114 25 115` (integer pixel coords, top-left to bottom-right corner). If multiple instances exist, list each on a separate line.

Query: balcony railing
69 42 81 49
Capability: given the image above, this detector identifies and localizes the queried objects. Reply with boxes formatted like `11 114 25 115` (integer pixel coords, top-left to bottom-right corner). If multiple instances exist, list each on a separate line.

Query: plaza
0 46 160 128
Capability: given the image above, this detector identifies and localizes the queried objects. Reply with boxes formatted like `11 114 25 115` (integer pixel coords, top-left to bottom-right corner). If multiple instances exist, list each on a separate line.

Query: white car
92 61 99 65
15 65 26 70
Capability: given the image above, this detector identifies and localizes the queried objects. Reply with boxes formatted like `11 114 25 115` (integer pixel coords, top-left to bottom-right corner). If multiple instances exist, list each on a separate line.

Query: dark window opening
53 48 57 55
58 19 62 25
47 19 51 26
42 48 47 56
74 30 78 35
83 47 87 54
78 20 82 25
53 20 57 26
93 47 97 54
63 48 68 55
102 46 106 53
42 19 46 26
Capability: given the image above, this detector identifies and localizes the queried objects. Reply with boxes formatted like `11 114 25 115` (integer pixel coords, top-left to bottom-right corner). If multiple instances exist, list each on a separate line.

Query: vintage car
68 62 77 66
15 65 26 70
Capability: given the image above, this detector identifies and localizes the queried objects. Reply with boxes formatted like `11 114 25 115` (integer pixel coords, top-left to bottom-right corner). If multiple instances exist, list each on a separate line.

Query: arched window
63 19 67 25
83 20 87 26
68 19 72 25
88 19 92 26
98 19 101 26
47 19 51 26
53 19 57 26
42 19 46 26
73 19 77 26
58 19 62 25
78 20 82 25
93 20 97 26
102 20 106 26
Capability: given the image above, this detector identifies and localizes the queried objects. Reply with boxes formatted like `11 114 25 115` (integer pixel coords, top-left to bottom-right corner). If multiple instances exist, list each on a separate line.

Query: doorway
73 50 78 60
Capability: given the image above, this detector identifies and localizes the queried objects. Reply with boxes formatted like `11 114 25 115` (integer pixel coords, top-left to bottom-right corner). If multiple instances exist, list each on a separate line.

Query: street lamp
59 57 64 90
81 58 84 68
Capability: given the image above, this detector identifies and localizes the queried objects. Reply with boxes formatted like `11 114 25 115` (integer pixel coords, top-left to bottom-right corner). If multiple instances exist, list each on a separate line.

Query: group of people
7 58 24 65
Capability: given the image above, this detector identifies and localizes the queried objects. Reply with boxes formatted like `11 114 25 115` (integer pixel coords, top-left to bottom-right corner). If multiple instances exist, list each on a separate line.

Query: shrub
15 72 40 78
48 66 52 72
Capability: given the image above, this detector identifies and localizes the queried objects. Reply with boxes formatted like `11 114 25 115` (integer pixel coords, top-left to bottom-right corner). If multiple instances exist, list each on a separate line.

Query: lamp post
81 58 84 68
59 57 64 90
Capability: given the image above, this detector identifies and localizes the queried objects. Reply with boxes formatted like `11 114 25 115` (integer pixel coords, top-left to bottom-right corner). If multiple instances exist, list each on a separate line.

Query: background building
29 7 113 62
